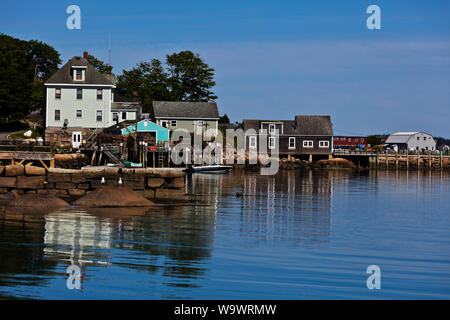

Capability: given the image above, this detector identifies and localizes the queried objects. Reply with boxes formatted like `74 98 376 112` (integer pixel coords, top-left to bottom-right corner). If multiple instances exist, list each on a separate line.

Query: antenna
108 33 111 66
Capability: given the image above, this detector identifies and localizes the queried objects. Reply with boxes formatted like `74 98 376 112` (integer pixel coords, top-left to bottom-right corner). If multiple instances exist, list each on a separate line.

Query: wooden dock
0 151 55 170
332 150 449 169
376 153 450 169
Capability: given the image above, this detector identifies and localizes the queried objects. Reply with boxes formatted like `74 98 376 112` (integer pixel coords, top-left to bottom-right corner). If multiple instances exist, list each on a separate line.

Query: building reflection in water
0 201 217 297
240 170 334 245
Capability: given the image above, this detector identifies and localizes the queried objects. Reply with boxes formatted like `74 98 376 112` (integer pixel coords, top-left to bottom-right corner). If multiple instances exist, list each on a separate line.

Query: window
303 140 313 148
76 69 82 80
171 120 177 127
197 120 203 127
249 136 257 148
122 112 127 120
269 124 275 134
96 110 102 122
319 140 330 148
424 137 427 141
269 137 276 149
417 137 420 141
55 88 61 99
289 137 296 149
76 110 82 118
161 120 168 128
77 88 82 100
97 89 103 100
113 113 118 122
54 109 60 121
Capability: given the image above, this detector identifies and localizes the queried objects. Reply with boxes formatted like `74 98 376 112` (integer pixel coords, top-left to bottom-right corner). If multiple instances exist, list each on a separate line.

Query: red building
333 136 367 149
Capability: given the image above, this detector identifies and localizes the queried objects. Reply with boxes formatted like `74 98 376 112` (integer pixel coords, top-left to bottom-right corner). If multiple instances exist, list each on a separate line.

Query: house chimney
83 51 88 60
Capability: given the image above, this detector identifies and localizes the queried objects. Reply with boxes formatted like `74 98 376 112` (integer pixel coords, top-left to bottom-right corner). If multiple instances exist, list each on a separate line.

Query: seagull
101 177 106 184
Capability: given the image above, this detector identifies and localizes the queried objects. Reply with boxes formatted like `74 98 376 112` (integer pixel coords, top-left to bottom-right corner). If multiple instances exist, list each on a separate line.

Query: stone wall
0 165 185 200
44 127 96 146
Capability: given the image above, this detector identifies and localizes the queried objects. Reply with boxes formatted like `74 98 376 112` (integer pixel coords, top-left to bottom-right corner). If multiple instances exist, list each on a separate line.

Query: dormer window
71 66 86 81
269 124 275 134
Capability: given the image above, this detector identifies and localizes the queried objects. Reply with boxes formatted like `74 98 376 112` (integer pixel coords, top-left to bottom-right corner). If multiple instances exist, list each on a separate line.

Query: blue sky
1 0 449 137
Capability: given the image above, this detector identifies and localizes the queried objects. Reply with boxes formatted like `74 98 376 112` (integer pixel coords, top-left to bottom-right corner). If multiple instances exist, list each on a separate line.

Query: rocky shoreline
0 165 186 201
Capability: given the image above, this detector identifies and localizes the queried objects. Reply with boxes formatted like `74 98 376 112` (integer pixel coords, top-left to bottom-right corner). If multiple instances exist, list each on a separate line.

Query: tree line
0 33 217 121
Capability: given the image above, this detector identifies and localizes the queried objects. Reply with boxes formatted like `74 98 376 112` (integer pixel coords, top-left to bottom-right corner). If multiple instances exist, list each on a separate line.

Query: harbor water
0 169 449 299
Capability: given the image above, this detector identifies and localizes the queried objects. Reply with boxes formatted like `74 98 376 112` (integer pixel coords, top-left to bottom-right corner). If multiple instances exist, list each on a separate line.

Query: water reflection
239 170 333 245
0 169 449 299
0 202 217 298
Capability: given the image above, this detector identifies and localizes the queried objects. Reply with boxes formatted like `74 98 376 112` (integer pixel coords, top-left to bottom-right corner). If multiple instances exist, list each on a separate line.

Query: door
72 131 82 149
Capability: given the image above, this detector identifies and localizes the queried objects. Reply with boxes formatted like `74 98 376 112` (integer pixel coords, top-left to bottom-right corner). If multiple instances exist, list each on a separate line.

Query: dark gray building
243 115 333 161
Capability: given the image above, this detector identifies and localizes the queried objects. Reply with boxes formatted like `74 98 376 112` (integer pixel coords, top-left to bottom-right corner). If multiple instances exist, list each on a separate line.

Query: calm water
0 169 449 299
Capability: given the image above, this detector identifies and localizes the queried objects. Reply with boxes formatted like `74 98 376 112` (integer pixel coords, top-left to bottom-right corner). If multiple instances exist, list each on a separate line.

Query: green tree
0 34 60 120
166 51 217 101
219 113 230 124
367 135 381 146
116 50 217 111
117 59 171 111
87 54 113 74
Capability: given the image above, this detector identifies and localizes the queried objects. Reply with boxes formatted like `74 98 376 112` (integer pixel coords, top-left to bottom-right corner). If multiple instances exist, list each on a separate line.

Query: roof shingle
45 56 115 86
152 101 219 119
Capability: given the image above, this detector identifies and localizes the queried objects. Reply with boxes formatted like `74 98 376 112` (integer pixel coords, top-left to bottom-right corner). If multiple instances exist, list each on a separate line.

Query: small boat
123 161 143 168
184 164 232 174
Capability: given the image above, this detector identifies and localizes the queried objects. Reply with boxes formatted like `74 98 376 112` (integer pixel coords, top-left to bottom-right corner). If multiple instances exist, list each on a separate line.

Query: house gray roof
294 115 333 135
151 101 219 119
45 56 115 86
114 93 139 103
243 115 333 136
111 103 140 111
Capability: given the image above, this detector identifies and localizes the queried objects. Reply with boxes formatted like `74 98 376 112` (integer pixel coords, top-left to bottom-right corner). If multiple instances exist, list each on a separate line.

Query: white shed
385 132 436 152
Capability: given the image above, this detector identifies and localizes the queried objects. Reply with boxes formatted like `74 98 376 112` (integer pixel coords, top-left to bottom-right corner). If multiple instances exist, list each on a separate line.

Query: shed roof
151 101 219 119
385 132 419 144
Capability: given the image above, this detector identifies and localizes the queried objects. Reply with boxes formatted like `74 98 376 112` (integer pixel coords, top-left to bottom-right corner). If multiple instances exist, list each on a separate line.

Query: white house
385 132 436 152
44 53 140 148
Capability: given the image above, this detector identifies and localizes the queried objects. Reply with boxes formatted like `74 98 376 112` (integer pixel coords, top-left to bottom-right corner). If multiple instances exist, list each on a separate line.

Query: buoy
101 177 106 184
118 177 122 185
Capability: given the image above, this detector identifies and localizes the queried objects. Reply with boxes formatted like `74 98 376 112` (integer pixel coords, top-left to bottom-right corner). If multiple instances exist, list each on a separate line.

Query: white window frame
319 140 330 148
171 120 177 127
122 111 127 120
269 124 276 134
197 120 204 128
269 137 276 149
97 89 103 100
76 109 82 118
96 110 103 122
303 140 313 148
54 109 60 121
288 137 296 149
113 112 118 122
55 88 61 99
249 136 257 149
160 120 168 128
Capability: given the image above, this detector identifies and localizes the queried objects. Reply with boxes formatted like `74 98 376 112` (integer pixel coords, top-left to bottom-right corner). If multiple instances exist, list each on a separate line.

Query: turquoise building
121 120 169 144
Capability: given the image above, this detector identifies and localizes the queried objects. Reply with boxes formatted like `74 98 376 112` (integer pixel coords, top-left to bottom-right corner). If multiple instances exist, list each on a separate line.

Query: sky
1 0 449 137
